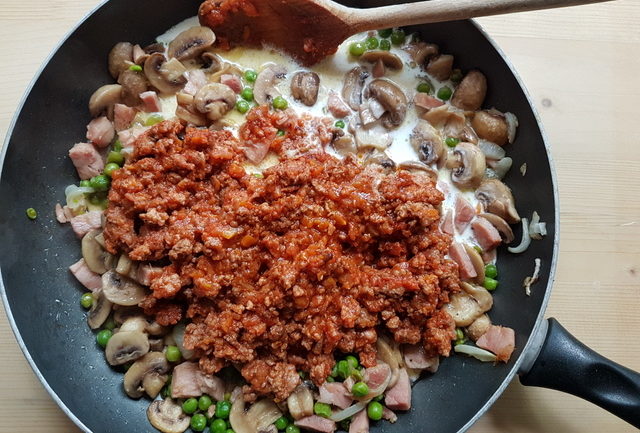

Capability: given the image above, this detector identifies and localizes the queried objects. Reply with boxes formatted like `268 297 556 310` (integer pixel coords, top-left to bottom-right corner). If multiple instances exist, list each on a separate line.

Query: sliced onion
508 217 531 254
330 401 368 422
478 140 505 160
523 257 542 296
528 211 547 240
172 322 195 360
454 344 497 362
505 112 518 144
490 157 512 179
65 185 94 210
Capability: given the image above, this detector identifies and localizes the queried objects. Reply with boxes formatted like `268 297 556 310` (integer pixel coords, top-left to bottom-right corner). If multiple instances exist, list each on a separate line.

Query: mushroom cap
123 351 170 398
475 179 520 223
450 142 486 189
87 289 112 330
341 66 368 110
168 26 216 61
360 51 403 70
367 79 407 129
144 53 188 95
290 71 320 106
472 110 508 146
105 330 150 366
89 84 123 118
147 398 191 433
102 270 147 306
108 42 133 79
451 70 487 111
118 69 149 106
426 54 454 81
253 64 287 105
410 120 444 165
81 229 112 274
194 83 237 121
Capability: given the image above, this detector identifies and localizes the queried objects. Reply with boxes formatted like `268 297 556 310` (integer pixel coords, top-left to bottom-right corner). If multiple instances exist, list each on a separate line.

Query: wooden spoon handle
346 0 613 33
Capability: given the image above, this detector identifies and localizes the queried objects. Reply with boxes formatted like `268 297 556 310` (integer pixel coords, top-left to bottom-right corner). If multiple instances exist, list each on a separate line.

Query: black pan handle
519 318 640 428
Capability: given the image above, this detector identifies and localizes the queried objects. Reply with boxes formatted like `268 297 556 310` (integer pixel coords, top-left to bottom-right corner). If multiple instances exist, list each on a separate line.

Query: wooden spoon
199 0 612 65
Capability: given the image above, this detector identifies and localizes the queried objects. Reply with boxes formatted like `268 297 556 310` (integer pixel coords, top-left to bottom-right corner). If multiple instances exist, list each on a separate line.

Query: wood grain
0 0 639 432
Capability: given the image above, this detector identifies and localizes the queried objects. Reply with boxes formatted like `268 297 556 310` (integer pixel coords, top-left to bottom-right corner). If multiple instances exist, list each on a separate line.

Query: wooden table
1 0 638 432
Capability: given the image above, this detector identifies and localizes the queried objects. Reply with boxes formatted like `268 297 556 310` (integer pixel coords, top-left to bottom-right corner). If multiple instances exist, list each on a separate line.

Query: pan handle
518 318 640 428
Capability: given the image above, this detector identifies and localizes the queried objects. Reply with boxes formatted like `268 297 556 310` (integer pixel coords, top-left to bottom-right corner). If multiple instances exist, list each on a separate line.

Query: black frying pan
0 0 638 432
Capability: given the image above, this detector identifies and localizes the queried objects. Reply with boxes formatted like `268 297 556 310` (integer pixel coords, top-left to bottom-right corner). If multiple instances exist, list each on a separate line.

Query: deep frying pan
0 0 638 432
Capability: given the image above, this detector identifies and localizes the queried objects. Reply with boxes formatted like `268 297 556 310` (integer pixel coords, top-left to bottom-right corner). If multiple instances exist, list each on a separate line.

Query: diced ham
86 117 115 148
243 142 270 164
69 258 102 291
55 203 74 223
449 242 477 280
118 125 150 147
482 248 497 264
363 362 391 391
382 407 397 423
171 361 225 400
440 209 454 235
221 74 243 93
349 409 369 433
183 70 208 95
136 264 162 286
114 104 137 131
384 368 411 411
454 196 475 233
402 344 439 372
294 415 336 433
140 91 162 113
69 142 104 180
327 92 351 118
414 93 444 110
318 382 352 410
471 217 502 251
476 325 515 362
69 210 103 238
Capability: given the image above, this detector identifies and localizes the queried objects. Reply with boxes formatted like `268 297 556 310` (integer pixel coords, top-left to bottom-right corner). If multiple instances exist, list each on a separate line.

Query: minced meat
103 109 459 401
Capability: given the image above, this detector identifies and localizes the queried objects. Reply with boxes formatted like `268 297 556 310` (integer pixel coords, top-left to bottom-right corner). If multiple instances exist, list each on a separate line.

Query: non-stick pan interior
0 0 557 431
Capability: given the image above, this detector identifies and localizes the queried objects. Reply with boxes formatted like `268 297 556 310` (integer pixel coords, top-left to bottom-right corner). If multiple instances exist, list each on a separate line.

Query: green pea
365 37 379 50
80 293 93 309
455 328 465 341
349 42 366 57
236 99 251 114
272 96 288 110
211 418 228 433
326 376 335 383
484 277 499 291
182 397 198 414
372 394 384 402
104 162 120 177
241 87 254 102
107 151 125 165
314 402 332 418
79 180 91 187
450 68 463 83
445 137 460 147
89 175 110 192
112 140 123 152
129 64 143 72
275 416 289 430
351 381 369 397
96 329 112 348
191 414 207 432
215 400 232 419
337 359 350 379
165 345 182 362
390 29 406 45
367 401 383 421
379 39 391 51
346 355 359 369
103 317 116 331
244 69 258 83
437 86 453 101
276 129 286 137
285 425 300 433
144 113 164 126
330 363 339 378
485 264 498 279
198 395 213 411
378 28 392 38
417 82 431 93
26 208 37 220
226 430 235 433
334 120 345 129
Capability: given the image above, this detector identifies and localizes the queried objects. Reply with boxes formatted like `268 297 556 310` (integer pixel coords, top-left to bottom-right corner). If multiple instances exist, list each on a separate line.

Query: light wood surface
1 0 639 432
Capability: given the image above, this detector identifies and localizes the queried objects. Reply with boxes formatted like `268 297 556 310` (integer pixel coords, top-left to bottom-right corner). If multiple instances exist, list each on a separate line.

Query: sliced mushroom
105 330 150 365
286 384 314 420
290 71 320 106
475 179 520 223
87 289 112 329
444 292 482 327
460 281 493 312
144 372 169 398
201 51 223 74
124 351 170 398
397 161 438 181
168 26 216 61
410 120 443 165
367 79 407 129
472 110 508 146
342 67 368 110
102 270 147 306
149 337 165 352
176 92 208 126
144 53 187 94
113 306 143 324
464 244 485 285
82 229 112 274
376 336 403 388
449 142 486 189
194 83 236 121
403 41 438 66
426 54 454 81
363 149 396 171
147 321 170 336
253 64 287 105
467 314 492 341
118 69 149 106
355 127 392 150
479 213 515 243
147 398 191 433
360 51 403 70
230 387 255 433
451 70 487 111
108 42 134 79
332 135 357 156
120 316 149 333
116 254 133 275
89 84 123 118
247 400 283 431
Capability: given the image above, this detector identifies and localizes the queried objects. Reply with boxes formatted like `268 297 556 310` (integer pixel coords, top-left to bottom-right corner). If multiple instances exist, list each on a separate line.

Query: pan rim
0 6 560 433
